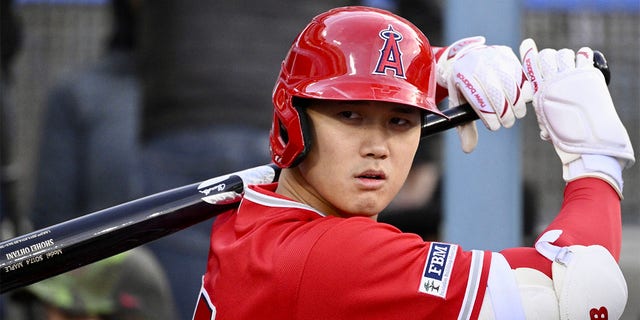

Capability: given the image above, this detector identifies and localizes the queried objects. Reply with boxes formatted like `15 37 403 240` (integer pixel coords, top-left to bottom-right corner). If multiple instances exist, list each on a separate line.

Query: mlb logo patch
419 242 457 298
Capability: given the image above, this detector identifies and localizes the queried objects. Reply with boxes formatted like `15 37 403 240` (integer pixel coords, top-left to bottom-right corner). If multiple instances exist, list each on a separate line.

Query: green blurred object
25 253 127 316
20 246 178 319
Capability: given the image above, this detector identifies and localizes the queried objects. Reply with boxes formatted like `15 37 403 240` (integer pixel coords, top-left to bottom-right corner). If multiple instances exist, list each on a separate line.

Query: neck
275 168 339 218
275 168 379 221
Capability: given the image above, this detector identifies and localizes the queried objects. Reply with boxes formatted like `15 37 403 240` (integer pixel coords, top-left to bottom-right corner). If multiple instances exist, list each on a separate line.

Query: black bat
0 51 610 294
0 164 280 293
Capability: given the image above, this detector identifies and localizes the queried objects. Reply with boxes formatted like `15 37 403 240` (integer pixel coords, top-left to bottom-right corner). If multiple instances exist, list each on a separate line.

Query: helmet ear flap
270 95 312 168
287 97 313 168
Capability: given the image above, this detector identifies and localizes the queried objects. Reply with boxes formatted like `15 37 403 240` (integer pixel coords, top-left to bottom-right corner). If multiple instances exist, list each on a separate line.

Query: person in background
1 0 24 317
1 0 25 237
7 247 177 320
23 1 178 318
30 0 144 228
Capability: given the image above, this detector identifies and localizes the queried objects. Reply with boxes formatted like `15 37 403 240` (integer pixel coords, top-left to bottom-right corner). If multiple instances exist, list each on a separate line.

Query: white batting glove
437 36 530 153
519 38 635 196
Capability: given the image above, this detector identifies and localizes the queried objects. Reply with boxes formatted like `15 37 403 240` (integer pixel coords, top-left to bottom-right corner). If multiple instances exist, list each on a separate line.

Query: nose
360 129 389 160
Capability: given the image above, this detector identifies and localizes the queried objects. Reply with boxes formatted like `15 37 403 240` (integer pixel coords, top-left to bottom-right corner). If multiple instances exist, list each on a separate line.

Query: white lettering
428 264 443 276
24 255 43 265
427 245 450 276
4 262 23 272
200 183 226 196
29 239 55 252
46 249 63 258
5 247 31 260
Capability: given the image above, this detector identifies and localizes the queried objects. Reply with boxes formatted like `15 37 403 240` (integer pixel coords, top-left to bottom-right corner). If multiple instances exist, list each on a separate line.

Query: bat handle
422 103 476 137
421 50 611 138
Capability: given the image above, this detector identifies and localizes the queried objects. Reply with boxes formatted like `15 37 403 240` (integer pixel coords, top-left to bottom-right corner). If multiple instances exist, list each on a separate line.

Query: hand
436 36 529 153
519 38 635 196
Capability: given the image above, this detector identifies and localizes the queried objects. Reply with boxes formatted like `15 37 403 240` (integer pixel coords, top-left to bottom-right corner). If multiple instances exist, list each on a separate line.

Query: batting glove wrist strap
565 155 624 198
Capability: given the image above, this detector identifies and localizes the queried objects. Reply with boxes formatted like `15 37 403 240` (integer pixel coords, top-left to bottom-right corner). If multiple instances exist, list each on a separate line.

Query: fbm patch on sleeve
419 242 457 298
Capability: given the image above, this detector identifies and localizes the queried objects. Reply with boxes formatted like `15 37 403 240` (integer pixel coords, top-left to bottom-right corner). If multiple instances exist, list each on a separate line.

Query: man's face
281 99 422 219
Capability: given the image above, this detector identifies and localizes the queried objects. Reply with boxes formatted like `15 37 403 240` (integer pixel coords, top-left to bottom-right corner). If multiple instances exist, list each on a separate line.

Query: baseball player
193 6 634 319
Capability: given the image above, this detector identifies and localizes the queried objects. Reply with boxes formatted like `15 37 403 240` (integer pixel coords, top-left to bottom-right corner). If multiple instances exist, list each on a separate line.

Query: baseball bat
0 165 279 293
0 51 610 294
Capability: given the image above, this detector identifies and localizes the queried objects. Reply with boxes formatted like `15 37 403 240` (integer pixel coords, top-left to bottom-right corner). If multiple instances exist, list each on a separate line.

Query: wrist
564 154 624 198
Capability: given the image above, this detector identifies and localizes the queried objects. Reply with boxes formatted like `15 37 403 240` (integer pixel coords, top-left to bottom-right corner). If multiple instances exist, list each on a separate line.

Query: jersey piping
244 185 326 217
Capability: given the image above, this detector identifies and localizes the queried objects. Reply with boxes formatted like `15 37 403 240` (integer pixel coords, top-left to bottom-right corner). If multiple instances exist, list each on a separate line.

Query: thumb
520 38 542 95
457 121 479 153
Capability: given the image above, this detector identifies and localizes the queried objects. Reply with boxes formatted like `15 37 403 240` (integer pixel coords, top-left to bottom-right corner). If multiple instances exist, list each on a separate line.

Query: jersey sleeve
294 217 491 320
502 177 621 276
538 178 622 259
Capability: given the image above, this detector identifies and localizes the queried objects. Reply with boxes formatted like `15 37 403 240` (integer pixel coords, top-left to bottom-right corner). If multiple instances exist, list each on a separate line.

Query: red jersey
193 178 621 319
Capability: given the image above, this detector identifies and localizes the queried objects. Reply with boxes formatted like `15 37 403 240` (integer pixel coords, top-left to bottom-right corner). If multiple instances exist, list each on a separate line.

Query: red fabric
502 178 621 277
539 178 621 259
195 184 489 320
194 178 621 318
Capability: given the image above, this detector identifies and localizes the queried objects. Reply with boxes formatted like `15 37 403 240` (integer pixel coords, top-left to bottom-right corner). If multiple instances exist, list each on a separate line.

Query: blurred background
1 0 638 319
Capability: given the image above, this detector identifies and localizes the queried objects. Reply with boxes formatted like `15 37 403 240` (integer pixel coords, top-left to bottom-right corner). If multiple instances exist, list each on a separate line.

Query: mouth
355 170 387 189
356 171 386 180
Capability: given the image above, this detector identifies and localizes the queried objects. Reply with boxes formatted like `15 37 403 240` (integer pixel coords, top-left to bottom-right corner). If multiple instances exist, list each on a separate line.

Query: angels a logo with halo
373 25 406 79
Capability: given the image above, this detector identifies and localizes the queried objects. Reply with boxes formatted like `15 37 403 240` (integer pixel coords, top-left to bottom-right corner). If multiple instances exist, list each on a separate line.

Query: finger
456 121 479 153
454 71 503 131
496 46 528 120
476 68 516 129
576 47 594 69
447 75 466 108
519 75 534 106
519 38 538 64
520 38 543 94
450 47 503 130
538 48 559 79
512 93 527 119
498 45 531 106
446 36 486 60
465 48 519 129
557 48 576 73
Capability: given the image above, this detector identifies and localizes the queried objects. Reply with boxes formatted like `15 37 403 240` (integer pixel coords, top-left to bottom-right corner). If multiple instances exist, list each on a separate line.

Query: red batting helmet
270 6 444 168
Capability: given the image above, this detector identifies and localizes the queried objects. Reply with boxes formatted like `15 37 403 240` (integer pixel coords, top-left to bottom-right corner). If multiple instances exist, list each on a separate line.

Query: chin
343 204 386 219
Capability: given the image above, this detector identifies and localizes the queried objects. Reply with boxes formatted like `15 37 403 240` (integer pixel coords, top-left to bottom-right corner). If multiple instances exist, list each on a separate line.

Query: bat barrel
0 163 281 294
0 178 242 293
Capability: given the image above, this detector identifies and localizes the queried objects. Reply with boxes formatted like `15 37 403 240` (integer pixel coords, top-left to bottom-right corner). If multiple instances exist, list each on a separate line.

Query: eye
390 117 410 126
388 107 421 129
390 115 421 130
338 111 361 120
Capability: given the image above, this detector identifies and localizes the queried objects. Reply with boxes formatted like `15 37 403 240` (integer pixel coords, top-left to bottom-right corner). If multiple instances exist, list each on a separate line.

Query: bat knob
593 50 611 85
